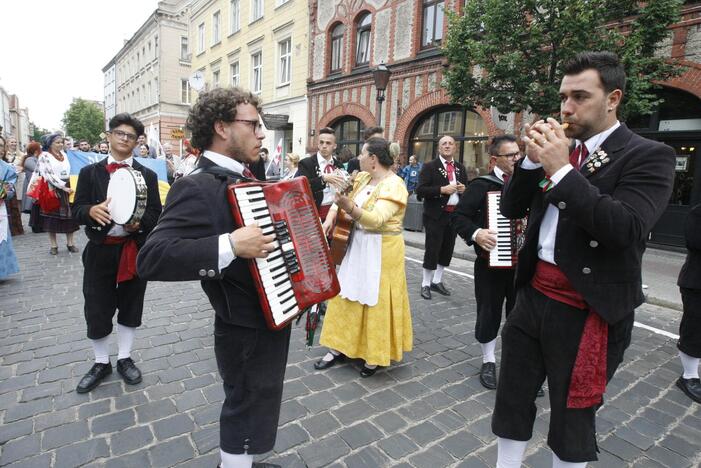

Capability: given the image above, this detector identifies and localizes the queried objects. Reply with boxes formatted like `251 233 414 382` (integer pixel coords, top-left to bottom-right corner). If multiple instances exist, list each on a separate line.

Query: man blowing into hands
137 87 284 468
492 52 675 467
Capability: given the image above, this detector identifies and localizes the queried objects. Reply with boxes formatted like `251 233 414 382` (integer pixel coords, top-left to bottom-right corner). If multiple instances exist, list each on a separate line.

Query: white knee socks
91 336 110 364
552 452 587 468
422 269 434 287
433 265 445 283
679 351 700 379
496 438 527 468
117 324 136 360
220 450 252 468
481 339 497 363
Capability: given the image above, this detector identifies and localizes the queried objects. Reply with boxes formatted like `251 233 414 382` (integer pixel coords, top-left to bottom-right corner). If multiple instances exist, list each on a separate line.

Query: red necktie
324 163 334 174
242 167 257 180
503 174 510 184
446 161 455 182
106 162 129 174
569 145 589 170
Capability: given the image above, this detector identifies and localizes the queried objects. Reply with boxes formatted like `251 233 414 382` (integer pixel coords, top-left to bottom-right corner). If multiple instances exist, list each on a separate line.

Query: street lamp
372 63 391 127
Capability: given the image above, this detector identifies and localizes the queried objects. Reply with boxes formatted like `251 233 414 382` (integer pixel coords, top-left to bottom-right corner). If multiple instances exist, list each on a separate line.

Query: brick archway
319 103 376 129
664 61 701 101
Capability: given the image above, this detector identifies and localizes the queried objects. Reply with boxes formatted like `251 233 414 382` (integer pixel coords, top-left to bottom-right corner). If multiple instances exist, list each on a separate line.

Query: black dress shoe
430 282 451 296
537 386 545 398
76 362 112 393
314 353 345 370
677 376 701 403
117 358 142 385
479 362 497 389
360 365 378 378
420 286 432 300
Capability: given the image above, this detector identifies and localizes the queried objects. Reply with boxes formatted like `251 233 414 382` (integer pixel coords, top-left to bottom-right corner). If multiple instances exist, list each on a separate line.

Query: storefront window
332 116 366 157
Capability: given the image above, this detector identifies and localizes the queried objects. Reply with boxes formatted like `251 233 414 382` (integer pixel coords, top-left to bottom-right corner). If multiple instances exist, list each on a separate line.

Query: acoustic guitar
329 171 357 266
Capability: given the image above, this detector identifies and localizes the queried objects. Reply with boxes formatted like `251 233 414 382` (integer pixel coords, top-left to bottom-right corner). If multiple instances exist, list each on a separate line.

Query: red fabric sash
443 205 456 213
104 236 138 284
531 260 608 409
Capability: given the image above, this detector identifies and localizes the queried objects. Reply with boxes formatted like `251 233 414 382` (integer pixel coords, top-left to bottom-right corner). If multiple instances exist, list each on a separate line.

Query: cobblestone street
1 224 701 467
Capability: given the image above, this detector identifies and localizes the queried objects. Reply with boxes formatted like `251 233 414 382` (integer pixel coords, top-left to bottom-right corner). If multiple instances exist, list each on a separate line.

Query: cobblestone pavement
1 224 701 468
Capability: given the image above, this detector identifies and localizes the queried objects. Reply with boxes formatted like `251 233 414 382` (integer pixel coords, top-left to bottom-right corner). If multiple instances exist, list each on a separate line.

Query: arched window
409 106 488 173
330 23 345 73
332 116 366 157
355 13 371 66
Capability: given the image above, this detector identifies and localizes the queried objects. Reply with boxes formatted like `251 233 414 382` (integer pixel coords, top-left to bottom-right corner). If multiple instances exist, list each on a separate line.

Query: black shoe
676 376 701 403
537 386 545 398
430 282 451 296
117 358 142 385
314 353 345 370
420 286 432 300
67 245 79 253
360 365 378 378
76 362 112 393
479 362 497 390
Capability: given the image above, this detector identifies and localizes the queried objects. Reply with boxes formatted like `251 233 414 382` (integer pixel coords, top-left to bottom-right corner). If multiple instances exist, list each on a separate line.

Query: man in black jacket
492 52 675 466
72 113 162 393
452 135 522 390
137 87 282 468
415 135 467 299
677 202 701 403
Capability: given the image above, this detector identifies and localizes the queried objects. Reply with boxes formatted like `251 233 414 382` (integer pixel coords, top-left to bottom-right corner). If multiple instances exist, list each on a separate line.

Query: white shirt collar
439 155 454 167
317 152 334 168
202 150 245 175
107 154 133 166
494 165 506 182
578 120 621 155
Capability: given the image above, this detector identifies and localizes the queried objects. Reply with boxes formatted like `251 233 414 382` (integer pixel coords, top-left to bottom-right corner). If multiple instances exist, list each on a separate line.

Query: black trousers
492 285 634 463
474 256 516 343
422 212 456 270
82 242 147 340
215 316 291 454
679 287 701 358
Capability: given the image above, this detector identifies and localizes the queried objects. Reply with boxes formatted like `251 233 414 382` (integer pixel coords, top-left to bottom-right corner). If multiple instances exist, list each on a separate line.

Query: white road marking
405 255 679 340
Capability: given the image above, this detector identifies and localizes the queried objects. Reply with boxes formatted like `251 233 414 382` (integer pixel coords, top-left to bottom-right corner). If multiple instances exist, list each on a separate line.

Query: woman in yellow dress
315 137 412 377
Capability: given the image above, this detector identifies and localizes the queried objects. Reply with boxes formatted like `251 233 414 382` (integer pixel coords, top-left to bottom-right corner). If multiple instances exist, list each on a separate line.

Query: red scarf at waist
103 236 138 284
531 260 608 409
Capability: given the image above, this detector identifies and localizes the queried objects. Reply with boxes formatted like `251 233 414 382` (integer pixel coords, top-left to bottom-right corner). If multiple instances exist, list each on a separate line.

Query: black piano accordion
486 191 527 268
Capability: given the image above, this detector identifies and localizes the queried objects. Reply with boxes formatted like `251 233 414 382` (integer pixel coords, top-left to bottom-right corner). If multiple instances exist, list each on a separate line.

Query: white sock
363 364 378 369
92 336 110 364
220 450 252 468
433 265 445 283
552 452 587 468
321 349 340 362
117 324 136 360
679 351 700 379
481 339 497 363
422 269 434 287
497 438 527 468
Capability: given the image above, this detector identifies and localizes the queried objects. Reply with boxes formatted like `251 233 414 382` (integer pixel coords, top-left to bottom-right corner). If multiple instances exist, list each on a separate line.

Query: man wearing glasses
137 87 283 468
452 135 525 390
72 113 162 394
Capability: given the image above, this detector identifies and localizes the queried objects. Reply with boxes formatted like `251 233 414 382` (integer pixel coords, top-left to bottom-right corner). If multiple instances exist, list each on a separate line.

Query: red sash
104 236 138 284
531 260 608 409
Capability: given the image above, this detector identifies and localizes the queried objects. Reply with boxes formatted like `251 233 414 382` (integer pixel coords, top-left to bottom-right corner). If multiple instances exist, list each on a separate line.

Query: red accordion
227 178 340 330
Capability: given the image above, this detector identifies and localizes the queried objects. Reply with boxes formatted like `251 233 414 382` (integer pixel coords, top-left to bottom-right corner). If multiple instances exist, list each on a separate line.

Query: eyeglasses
495 152 522 159
109 130 138 141
233 119 263 132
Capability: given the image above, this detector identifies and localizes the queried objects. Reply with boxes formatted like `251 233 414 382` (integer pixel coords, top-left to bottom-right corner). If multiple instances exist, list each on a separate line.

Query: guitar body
330 209 354 266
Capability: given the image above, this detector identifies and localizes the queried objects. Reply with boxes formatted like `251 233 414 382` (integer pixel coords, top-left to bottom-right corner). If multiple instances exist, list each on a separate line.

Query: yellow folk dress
319 172 413 366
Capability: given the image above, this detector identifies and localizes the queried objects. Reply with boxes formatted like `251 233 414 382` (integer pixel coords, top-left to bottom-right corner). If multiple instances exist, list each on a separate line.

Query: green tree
443 0 684 120
61 98 105 144
30 122 51 142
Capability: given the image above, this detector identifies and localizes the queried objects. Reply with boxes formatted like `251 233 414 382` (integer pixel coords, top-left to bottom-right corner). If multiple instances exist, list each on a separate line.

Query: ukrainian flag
66 151 170 205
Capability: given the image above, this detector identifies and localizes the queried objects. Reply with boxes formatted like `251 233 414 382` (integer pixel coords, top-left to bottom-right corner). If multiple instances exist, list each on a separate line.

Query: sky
1 0 160 131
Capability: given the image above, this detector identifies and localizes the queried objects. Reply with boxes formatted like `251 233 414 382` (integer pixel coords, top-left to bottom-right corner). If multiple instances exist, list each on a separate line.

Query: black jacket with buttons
416 157 468 221
678 203 701 290
296 154 344 209
501 123 675 324
451 172 503 257
137 157 268 329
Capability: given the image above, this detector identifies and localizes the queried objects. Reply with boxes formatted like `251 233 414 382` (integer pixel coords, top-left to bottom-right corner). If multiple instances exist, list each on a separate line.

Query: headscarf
41 133 63 152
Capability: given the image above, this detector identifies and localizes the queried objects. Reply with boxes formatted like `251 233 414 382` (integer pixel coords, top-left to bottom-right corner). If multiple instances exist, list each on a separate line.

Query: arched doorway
331 116 366 157
409 106 488 173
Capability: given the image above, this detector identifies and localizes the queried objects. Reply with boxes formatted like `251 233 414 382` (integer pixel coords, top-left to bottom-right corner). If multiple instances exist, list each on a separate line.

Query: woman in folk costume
0 138 20 280
21 142 41 214
315 137 413 377
34 133 79 254
1 137 24 236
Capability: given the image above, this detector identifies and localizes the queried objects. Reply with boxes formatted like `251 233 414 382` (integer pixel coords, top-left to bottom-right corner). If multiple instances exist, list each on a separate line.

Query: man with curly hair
137 87 284 468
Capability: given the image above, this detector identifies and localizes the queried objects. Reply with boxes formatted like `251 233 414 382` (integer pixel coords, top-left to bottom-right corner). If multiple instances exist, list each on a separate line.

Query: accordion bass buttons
589 240 599 248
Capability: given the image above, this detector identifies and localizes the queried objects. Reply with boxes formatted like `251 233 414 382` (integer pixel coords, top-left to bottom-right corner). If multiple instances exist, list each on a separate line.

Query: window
230 61 240 86
148 81 152 104
355 13 371 66
422 0 445 48
181 37 189 61
212 11 221 44
181 79 191 104
330 23 345 73
230 0 240 34
278 39 291 85
251 0 264 22
136 52 140 70
251 51 262 93
198 23 205 53
331 117 365 157
212 69 220 88
154 35 158 54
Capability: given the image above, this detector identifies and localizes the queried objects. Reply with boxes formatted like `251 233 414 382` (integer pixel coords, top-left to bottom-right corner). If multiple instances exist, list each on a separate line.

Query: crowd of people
1 50 700 468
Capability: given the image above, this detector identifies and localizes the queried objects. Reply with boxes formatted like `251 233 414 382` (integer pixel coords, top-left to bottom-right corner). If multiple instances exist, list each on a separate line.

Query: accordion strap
189 166 254 183
474 174 504 186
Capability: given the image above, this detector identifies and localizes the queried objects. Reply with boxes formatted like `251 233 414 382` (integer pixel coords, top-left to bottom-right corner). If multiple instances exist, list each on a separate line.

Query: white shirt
200 150 246 273
106 155 134 237
522 121 621 264
439 155 460 206
317 152 336 206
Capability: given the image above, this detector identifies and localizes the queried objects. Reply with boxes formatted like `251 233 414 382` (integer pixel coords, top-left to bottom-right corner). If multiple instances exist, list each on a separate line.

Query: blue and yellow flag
66 151 170 205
